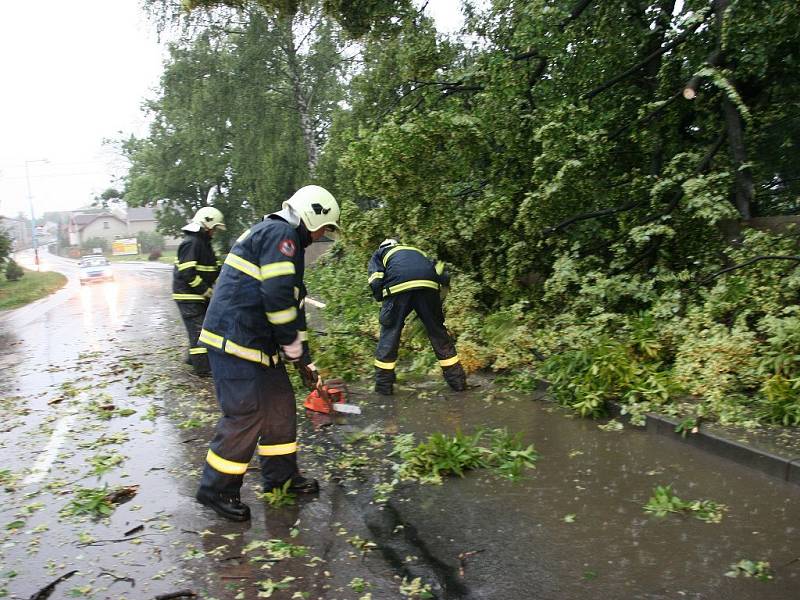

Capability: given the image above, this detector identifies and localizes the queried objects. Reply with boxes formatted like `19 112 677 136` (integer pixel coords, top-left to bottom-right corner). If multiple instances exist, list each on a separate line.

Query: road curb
608 402 800 486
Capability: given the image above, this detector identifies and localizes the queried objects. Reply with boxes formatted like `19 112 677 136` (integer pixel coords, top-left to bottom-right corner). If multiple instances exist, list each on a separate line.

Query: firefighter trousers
198 351 299 497
374 289 466 394
177 301 210 374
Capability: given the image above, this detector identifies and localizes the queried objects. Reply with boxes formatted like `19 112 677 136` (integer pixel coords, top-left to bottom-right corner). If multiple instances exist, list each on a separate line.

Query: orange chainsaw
304 378 361 415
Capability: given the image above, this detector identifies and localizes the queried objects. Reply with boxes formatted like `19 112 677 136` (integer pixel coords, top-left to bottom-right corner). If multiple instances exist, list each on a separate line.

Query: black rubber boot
374 366 395 395
196 488 251 522
443 363 467 392
265 474 319 494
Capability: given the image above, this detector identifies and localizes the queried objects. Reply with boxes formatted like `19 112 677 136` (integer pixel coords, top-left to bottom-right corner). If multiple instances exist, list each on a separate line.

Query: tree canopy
125 0 800 426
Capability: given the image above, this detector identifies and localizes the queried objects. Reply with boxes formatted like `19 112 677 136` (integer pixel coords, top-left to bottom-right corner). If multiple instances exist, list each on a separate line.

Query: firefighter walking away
368 239 467 395
173 206 225 377
195 185 339 521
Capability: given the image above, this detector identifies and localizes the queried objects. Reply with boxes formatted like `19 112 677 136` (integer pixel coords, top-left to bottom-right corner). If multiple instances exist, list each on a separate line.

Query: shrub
137 230 165 254
81 237 107 254
5 259 24 281
148 249 162 261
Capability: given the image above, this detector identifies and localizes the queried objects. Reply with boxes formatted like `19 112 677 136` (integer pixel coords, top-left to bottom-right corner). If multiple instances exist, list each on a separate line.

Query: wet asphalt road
1 249 799 599
0 251 405 599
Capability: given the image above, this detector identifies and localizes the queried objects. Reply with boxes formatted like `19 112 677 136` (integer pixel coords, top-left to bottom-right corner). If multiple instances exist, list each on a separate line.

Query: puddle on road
359 377 800 600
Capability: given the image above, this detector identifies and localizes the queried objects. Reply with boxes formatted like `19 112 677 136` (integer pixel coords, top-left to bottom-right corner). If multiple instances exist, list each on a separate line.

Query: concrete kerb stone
788 458 800 485
606 400 799 486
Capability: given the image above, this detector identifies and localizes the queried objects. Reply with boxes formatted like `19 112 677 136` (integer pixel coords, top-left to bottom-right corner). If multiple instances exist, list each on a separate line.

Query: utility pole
24 159 48 271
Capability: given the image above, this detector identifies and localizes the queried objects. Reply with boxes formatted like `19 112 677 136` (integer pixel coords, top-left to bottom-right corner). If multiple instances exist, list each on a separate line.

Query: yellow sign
112 238 139 256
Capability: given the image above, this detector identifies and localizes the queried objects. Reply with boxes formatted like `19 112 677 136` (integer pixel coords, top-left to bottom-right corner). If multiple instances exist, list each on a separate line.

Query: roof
127 207 157 221
70 212 126 231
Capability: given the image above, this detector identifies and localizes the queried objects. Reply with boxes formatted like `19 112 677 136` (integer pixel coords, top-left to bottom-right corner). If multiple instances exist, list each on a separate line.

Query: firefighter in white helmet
195 185 339 521
367 238 467 395
172 205 226 376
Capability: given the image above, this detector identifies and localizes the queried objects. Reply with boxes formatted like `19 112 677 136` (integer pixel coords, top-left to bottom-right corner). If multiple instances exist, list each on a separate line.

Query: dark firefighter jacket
198 216 309 367
172 231 220 302
367 245 449 302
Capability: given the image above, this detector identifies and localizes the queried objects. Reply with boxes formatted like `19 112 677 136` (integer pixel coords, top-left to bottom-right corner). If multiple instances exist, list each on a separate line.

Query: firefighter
368 239 467 395
173 206 225 377
195 185 339 522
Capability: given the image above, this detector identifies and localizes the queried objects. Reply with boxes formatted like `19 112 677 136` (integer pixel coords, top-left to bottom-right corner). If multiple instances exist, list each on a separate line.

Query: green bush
137 230 165 253
5 259 24 281
81 237 107 254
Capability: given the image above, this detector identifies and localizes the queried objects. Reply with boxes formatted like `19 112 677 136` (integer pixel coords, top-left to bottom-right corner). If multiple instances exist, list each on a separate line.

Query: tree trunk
714 0 753 219
721 97 754 218
281 15 319 175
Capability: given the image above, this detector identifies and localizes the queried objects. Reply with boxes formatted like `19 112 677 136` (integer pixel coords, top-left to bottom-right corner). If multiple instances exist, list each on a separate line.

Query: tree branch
543 201 641 236
583 14 707 100
607 89 682 141
700 255 800 284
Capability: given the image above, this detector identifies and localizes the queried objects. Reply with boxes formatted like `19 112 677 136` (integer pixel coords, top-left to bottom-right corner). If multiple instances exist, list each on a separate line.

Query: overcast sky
0 0 467 221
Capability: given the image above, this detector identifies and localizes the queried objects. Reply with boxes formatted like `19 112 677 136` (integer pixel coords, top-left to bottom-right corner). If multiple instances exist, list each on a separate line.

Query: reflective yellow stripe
368 271 384 284
374 359 396 370
199 329 224 349
266 306 297 325
177 261 197 271
384 280 439 296
260 261 295 280
439 355 460 367
224 252 262 280
382 245 426 266
188 275 203 287
257 442 298 456
173 293 206 301
196 264 218 272
189 347 208 355
435 261 445 275
298 330 308 342
206 449 248 475
236 228 252 243
224 339 262 363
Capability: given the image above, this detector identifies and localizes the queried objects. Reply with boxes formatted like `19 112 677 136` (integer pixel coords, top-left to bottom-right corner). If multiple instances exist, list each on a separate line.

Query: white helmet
183 206 226 232
283 185 340 232
379 238 399 249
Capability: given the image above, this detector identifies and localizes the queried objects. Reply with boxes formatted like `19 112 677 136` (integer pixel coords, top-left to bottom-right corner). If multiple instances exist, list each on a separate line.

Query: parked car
79 255 114 284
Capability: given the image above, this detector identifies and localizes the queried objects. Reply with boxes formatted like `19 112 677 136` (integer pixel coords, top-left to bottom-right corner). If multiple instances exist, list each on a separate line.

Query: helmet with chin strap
282 185 340 232
182 206 226 233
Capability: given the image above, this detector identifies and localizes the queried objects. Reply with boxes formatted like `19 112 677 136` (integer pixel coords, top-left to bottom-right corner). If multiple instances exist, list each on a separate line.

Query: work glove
202 287 213 299
296 361 320 391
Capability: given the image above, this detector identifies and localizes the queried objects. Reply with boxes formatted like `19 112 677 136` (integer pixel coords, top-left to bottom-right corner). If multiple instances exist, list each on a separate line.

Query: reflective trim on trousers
374 359 397 370
257 441 298 456
439 354 460 367
206 449 248 475
189 347 208 355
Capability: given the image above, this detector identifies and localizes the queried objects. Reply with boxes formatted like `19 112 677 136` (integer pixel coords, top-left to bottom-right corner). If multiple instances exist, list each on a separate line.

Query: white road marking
23 413 77 486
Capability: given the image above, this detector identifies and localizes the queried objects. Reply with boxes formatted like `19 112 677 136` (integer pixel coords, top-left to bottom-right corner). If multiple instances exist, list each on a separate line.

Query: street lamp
24 159 48 271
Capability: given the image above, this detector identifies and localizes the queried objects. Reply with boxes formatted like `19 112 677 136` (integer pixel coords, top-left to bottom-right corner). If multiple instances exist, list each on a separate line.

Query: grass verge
0 269 67 311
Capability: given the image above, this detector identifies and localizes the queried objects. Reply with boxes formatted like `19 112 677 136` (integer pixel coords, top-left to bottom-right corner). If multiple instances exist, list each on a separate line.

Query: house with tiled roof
66 207 180 250
68 212 128 247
